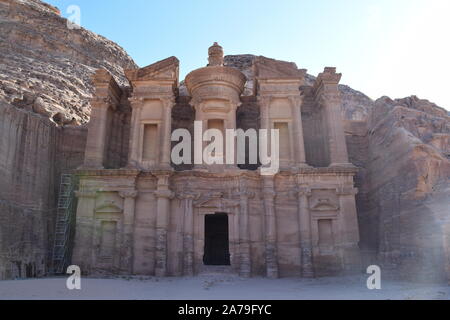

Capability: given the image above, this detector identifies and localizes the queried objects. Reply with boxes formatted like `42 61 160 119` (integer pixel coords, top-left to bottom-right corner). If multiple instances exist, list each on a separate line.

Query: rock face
0 0 449 282
0 0 136 125
0 0 134 279
361 97 450 281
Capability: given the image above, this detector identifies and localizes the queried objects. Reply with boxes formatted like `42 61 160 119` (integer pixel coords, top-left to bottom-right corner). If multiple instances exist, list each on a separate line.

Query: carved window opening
100 220 117 259
274 122 291 160
318 219 334 254
142 123 158 161
207 119 225 158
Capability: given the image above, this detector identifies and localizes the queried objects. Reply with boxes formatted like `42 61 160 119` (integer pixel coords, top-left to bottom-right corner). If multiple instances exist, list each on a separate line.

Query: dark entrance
203 213 231 266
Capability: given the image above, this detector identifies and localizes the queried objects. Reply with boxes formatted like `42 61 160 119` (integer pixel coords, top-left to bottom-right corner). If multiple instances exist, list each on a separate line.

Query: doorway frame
203 212 231 266
194 200 239 272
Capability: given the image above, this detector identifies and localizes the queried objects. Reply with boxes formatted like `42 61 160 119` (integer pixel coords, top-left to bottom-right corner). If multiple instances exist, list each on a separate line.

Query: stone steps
198 265 236 275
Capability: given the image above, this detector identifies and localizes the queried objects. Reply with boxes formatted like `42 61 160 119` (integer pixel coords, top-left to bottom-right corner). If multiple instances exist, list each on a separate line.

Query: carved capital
160 96 176 109
119 190 138 199
297 187 312 197
336 186 358 196
257 95 273 108
287 95 304 109
91 96 115 109
155 172 173 186
129 96 144 108
318 92 341 107
234 190 256 199
155 189 175 199
262 190 276 199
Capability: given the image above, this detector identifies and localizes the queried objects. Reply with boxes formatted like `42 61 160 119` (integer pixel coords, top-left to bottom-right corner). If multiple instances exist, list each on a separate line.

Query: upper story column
161 97 175 168
83 70 121 169
125 57 179 171
314 67 352 167
288 95 308 167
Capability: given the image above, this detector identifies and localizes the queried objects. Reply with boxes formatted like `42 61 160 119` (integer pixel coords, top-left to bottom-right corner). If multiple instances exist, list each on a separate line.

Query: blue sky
46 0 450 109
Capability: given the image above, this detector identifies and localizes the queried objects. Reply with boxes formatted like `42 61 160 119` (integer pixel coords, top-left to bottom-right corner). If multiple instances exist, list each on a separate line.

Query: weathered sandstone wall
0 102 87 279
363 97 450 281
0 0 134 279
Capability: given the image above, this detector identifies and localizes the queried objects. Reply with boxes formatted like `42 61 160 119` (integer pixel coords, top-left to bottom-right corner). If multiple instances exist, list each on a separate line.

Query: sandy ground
0 274 448 300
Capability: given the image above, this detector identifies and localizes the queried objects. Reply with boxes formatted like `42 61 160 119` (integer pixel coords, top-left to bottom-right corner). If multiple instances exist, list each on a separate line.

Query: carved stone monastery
73 43 361 278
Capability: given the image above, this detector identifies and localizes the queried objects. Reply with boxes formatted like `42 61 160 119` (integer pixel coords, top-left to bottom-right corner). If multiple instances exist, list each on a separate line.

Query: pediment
95 200 123 213
125 56 179 82
310 199 339 211
194 192 239 210
254 56 306 80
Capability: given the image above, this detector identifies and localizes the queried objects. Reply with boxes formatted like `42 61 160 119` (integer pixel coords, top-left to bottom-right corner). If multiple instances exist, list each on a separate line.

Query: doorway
203 213 231 266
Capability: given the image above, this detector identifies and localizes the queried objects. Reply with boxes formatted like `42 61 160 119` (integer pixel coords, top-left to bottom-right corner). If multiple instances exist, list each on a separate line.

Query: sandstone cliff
361 97 450 281
0 0 136 125
0 0 135 279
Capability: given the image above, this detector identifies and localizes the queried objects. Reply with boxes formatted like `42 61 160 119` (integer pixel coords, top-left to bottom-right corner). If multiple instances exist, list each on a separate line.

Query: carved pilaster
83 100 112 169
319 91 350 167
261 176 278 278
72 190 98 273
178 192 200 276
297 186 314 278
234 189 255 278
118 190 138 273
160 97 175 168
154 173 174 277
288 95 308 166
336 186 361 273
257 96 272 131
128 97 144 167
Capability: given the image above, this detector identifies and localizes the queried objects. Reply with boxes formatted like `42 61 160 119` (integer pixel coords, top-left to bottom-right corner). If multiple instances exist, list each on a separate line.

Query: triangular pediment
194 192 224 208
125 56 179 82
254 56 306 79
311 199 339 211
95 200 123 213
194 192 239 210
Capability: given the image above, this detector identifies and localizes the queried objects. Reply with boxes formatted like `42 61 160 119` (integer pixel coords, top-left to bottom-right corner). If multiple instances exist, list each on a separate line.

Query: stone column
192 99 207 170
262 176 278 278
225 102 240 168
119 190 138 274
238 190 254 277
336 186 361 273
161 97 175 169
321 94 350 166
72 190 97 274
258 96 271 145
181 193 197 276
83 98 112 168
154 173 174 277
128 97 143 167
258 96 273 173
289 96 307 166
297 187 314 278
